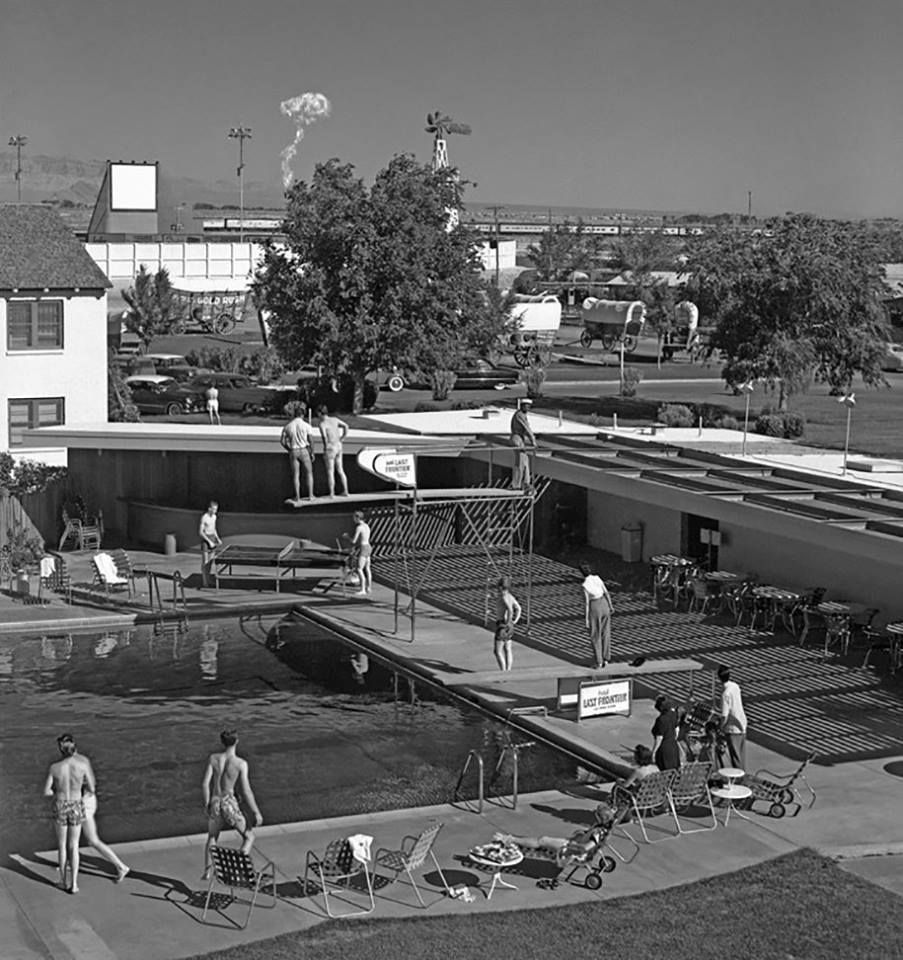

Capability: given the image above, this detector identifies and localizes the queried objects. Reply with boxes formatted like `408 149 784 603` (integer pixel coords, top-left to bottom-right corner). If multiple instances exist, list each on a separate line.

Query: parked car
125 375 201 416
144 353 189 372
882 343 903 372
390 360 520 392
188 373 292 414
166 364 215 383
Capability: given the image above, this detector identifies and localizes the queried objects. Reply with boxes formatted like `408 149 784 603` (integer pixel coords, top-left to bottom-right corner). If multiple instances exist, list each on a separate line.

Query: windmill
426 111 471 228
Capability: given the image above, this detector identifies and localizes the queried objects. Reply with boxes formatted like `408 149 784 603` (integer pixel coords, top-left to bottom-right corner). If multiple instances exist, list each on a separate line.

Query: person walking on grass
202 729 263 879
718 665 748 770
493 576 522 671
317 404 350 498
43 734 87 893
579 563 613 669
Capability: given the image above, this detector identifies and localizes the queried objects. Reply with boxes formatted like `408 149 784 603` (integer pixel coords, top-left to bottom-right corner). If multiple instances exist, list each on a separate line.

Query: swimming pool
0 613 573 858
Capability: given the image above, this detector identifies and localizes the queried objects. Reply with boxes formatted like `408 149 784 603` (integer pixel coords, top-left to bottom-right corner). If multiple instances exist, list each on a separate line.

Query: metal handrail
489 740 536 809
454 750 484 813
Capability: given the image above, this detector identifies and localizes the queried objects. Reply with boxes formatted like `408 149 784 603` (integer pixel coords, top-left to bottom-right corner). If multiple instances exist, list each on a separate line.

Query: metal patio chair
202 844 277 929
667 761 718 835
304 837 375 918
742 753 817 818
92 552 131 595
373 821 450 907
613 769 676 844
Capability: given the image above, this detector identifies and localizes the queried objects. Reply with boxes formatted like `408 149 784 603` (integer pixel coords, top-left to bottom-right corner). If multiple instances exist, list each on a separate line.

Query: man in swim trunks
493 576 522 671
205 384 221 425
316 404 350 498
202 729 263 879
199 501 222 588
350 511 372 597
280 402 315 504
43 733 88 892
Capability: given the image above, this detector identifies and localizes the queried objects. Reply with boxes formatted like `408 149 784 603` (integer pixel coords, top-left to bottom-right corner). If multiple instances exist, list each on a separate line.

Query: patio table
467 843 524 900
651 555 695 608
752 586 801 636
814 602 867 658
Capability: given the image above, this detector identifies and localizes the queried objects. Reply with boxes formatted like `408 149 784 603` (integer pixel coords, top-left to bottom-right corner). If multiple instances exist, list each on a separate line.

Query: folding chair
613 770 676 844
742 753 817 818
688 579 712 615
667 761 718 834
374 821 450 907
109 548 138 596
92 553 131 594
202 844 277 929
304 838 375 918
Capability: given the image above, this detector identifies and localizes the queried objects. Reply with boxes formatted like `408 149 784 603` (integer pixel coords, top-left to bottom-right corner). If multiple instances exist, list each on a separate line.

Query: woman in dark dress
651 695 681 770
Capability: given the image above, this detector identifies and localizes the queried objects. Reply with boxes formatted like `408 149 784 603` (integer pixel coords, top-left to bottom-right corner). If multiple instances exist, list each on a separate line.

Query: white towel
40 556 56 578
95 553 127 585
347 833 373 864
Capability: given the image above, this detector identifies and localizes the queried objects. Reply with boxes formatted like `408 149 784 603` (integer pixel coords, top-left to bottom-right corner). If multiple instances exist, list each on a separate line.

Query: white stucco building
0 204 112 465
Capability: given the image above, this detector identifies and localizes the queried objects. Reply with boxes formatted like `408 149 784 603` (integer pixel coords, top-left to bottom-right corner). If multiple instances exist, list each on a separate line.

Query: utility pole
492 204 505 287
8 135 27 202
747 190 752 220
227 125 252 243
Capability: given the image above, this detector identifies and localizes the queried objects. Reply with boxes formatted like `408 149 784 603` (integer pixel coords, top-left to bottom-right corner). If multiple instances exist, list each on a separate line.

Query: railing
453 751 485 813
141 568 188 623
454 737 537 813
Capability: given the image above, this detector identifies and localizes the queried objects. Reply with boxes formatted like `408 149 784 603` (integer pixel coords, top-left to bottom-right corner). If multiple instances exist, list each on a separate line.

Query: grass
187 850 903 960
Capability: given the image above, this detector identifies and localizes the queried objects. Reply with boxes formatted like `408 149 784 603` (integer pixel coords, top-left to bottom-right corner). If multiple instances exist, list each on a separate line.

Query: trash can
164 533 178 556
620 522 643 563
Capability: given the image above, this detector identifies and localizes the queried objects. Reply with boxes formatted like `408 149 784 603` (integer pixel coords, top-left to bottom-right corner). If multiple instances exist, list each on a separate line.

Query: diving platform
282 487 533 508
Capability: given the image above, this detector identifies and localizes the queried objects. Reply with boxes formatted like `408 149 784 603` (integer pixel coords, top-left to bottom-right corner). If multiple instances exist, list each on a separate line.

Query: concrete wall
1 293 109 463
86 242 263 285
586 490 682 561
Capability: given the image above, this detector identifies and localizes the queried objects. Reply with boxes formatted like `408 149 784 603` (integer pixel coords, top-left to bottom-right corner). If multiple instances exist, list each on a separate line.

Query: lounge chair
41 554 72 604
373 821 449 907
202 844 277 929
304 837 375 918
742 753 817 818
613 769 676 844
667 761 718 834
92 552 131 595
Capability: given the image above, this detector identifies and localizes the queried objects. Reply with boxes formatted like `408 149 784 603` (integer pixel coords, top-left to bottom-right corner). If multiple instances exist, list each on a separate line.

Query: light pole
740 380 755 456
491 205 505 288
839 393 856 476
8 135 27 202
227 125 252 243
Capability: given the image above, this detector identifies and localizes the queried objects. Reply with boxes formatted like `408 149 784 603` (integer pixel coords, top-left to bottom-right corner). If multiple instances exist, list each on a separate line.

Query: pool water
0 613 572 858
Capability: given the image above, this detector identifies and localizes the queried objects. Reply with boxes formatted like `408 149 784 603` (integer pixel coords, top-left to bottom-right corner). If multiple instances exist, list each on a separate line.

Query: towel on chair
95 553 127 585
40 556 56 579
347 834 373 864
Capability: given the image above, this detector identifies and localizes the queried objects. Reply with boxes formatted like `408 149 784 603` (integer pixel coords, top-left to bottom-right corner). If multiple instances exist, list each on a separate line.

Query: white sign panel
578 679 632 720
357 448 417 487
110 163 157 211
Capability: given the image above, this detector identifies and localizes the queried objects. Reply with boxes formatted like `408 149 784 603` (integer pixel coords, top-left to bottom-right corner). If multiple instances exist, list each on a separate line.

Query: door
683 514 720 570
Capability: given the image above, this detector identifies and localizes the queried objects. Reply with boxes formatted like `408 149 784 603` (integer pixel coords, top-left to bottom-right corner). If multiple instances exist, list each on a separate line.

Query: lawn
188 849 903 960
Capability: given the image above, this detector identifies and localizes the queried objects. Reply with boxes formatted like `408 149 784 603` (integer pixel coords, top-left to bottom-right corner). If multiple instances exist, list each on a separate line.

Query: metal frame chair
92 553 132 595
613 770 676 844
742 753 817 818
304 838 375 918
373 821 450 907
202 844 277 929
667 761 718 834
59 508 103 552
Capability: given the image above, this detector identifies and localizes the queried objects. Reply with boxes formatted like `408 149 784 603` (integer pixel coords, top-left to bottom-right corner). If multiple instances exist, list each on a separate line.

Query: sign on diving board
357 448 417 487
578 679 632 720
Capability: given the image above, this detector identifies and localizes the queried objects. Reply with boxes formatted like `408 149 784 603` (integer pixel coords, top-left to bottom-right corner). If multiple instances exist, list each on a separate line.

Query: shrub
414 402 440 412
451 399 484 411
297 376 379 413
621 366 642 398
782 411 806 438
753 411 805 439
430 370 457 401
522 365 546 399
716 415 740 430
755 413 785 437
657 403 695 428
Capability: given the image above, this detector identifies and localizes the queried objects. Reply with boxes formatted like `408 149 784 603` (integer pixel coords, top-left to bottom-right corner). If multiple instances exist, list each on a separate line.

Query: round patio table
467 845 524 900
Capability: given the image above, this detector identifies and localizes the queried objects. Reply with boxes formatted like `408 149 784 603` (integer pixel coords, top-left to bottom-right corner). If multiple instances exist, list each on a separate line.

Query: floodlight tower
426 111 470 228
227 125 252 242
8 135 27 202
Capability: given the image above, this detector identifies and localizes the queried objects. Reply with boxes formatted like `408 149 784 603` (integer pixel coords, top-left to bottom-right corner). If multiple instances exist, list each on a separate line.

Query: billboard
110 163 157 211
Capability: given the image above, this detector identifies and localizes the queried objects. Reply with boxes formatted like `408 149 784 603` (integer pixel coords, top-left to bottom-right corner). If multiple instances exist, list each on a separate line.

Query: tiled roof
0 204 111 290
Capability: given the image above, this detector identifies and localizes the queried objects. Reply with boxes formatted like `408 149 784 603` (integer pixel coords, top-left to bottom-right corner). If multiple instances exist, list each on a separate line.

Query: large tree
685 215 890 407
253 155 507 411
121 266 178 350
525 220 598 282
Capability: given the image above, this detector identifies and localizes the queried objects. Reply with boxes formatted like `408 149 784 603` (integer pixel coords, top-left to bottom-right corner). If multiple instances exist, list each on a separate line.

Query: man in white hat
510 399 536 489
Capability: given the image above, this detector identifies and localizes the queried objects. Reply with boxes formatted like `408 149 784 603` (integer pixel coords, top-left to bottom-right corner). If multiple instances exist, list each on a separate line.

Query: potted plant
6 527 45 597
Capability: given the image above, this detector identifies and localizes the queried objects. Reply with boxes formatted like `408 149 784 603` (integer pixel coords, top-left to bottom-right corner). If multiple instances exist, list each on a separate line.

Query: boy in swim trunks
202 729 263 879
493 576 522 671
350 511 372 597
43 733 88 892
316 404 350 498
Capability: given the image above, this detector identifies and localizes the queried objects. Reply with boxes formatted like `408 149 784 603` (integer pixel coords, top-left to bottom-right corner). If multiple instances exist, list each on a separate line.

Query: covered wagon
579 299 646 352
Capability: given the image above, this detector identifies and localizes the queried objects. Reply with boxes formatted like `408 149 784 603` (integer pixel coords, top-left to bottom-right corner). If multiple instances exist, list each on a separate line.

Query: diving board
283 487 533 509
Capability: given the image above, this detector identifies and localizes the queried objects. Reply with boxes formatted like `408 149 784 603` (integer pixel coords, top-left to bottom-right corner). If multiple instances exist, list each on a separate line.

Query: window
6 300 64 350
8 398 65 446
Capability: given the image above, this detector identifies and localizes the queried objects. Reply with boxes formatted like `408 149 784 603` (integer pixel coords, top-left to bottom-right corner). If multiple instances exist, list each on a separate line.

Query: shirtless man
205 384 221 426
493 576 522 671
43 733 88 892
280 402 315 504
202 729 262 878
199 501 222 588
316 404 350 498
350 511 372 596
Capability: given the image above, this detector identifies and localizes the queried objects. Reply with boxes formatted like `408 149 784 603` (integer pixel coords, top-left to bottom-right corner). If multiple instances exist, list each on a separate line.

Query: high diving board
435 658 706 689
283 487 533 509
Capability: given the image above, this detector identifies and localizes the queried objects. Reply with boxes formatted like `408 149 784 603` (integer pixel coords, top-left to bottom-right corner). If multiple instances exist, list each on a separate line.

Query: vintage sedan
388 360 520 392
189 373 295 414
125 375 201 416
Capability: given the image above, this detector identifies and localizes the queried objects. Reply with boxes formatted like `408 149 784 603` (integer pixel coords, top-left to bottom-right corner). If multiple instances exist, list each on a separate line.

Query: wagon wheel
623 335 639 354
513 346 531 368
601 332 616 351
215 314 236 335
579 328 594 349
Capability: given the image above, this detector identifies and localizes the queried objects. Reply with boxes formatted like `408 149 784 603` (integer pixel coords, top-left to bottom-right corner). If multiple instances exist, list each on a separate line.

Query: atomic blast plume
280 92 331 188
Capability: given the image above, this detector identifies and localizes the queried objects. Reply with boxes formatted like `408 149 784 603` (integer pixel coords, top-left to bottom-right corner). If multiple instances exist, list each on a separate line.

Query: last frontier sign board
357 448 417 488
577 679 632 720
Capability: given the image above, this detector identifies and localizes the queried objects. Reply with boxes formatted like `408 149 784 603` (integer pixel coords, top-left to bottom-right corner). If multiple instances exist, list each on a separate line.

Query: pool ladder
453 739 536 813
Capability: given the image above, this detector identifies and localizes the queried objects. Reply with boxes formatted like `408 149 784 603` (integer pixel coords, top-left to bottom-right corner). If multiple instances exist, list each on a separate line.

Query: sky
4 0 903 219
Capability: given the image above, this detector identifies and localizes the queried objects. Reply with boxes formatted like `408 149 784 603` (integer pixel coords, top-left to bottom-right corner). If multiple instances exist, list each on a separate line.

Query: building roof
0 204 111 291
